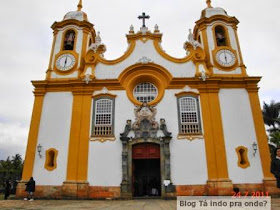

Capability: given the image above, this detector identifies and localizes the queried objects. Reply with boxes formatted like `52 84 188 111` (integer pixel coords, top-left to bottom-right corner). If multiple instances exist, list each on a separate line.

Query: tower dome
200 0 228 19
63 0 88 21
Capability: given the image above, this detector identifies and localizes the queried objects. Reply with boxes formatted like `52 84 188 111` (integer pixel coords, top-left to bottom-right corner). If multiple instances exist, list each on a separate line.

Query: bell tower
46 0 96 79
194 0 246 76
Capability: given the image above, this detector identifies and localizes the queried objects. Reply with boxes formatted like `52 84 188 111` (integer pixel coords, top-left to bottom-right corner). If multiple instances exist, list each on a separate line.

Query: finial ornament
206 0 212 8
77 0 83 11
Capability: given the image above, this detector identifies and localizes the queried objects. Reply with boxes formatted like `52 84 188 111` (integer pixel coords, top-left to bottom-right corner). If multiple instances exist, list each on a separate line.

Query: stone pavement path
0 198 280 210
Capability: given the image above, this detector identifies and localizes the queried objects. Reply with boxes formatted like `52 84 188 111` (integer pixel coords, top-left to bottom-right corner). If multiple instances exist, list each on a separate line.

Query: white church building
17 0 278 198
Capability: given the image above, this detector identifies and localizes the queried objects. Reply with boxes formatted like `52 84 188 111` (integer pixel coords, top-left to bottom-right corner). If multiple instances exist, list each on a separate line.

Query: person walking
270 148 280 188
4 179 11 200
24 177 36 201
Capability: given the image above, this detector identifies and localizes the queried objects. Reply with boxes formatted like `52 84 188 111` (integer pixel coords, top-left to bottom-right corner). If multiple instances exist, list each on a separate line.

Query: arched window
177 96 202 134
215 26 227 46
92 97 115 136
44 148 58 171
64 30 76 50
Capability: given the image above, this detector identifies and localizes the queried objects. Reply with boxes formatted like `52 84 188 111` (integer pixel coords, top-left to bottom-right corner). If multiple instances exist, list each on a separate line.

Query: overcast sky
0 0 279 161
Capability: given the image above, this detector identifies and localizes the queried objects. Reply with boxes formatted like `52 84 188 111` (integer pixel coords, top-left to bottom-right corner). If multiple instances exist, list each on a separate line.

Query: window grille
133 82 158 103
179 97 201 134
92 98 114 136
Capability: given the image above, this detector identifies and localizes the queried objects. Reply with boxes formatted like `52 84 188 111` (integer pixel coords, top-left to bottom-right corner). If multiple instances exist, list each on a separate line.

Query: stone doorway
132 143 161 197
119 103 174 198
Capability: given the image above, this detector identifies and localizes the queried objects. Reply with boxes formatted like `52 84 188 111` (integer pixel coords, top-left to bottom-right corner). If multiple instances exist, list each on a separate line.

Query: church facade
17 0 278 199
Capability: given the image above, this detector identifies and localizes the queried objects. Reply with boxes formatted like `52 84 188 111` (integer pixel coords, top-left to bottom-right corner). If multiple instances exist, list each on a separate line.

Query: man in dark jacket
24 177 36 201
270 148 280 188
4 180 11 200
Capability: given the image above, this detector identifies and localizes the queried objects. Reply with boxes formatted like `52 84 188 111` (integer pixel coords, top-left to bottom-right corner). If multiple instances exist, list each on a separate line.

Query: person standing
270 148 280 188
24 177 36 201
4 180 11 200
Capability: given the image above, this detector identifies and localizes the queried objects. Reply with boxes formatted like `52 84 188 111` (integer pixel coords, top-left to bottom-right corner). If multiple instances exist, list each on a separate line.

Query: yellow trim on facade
118 63 173 105
199 90 230 180
153 40 192 63
92 93 117 99
66 94 82 181
177 134 204 141
235 146 250 169
46 31 58 80
77 94 92 181
80 28 90 73
200 92 218 180
233 28 247 76
21 93 46 181
90 136 116 143
65 91 92 181
175 91 199 98
194 15 239 33
51 19 94 31
44 148 58 171
247 89 274 179
201 28 213 70
93 41 136 65
126 31 162 42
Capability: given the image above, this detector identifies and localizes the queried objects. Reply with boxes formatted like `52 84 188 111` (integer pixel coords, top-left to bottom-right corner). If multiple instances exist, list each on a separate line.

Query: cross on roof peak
138 12 150 27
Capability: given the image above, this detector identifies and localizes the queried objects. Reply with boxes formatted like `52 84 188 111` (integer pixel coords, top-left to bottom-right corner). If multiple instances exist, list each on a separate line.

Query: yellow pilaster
46 30 58 80
66 90 92 181
77 94 92 181
200 92 218 180
21 91 46 181
79 29 90 73
200 86 232 195
200 87 229 180
201 27 212 69
247 88 274 179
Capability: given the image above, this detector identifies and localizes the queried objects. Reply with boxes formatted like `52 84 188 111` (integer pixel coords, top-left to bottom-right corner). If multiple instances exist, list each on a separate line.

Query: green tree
270 131 280 146
262 100 280 133
0 154 23 192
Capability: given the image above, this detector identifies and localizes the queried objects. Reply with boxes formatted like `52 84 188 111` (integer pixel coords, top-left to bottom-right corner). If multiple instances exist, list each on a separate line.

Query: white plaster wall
88 89 208 186
213 67 242 74
157 89 208 185
50 71 78 79
219 89 263 183
76 29 83 68
51 31 62 69
228 27 241 65
95 40 196 79
33 92 73 185
206 25 215 64
88 91 135 186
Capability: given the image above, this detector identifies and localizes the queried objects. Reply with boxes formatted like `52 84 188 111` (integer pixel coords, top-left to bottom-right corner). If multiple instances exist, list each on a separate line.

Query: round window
133 82 158 103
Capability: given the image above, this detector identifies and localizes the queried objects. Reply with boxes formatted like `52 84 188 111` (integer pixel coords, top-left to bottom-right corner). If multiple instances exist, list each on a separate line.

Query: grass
0 193 16 200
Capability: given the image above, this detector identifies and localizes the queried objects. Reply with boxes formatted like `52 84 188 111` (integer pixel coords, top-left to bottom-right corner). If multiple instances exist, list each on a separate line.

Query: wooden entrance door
132 143 161 197
132 143 160 159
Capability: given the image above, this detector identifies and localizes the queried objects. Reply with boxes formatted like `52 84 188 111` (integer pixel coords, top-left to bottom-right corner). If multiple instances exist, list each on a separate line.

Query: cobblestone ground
0 198 279 210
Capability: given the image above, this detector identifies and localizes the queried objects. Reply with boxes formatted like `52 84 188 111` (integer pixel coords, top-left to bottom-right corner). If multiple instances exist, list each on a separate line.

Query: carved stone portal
120 103 174 198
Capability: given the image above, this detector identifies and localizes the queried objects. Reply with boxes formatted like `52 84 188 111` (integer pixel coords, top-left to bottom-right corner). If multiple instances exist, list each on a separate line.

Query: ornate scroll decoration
132 102 159 139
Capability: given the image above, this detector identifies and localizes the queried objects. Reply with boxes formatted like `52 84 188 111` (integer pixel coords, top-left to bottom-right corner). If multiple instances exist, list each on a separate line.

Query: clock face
55 53 76 71
215 49 236 67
